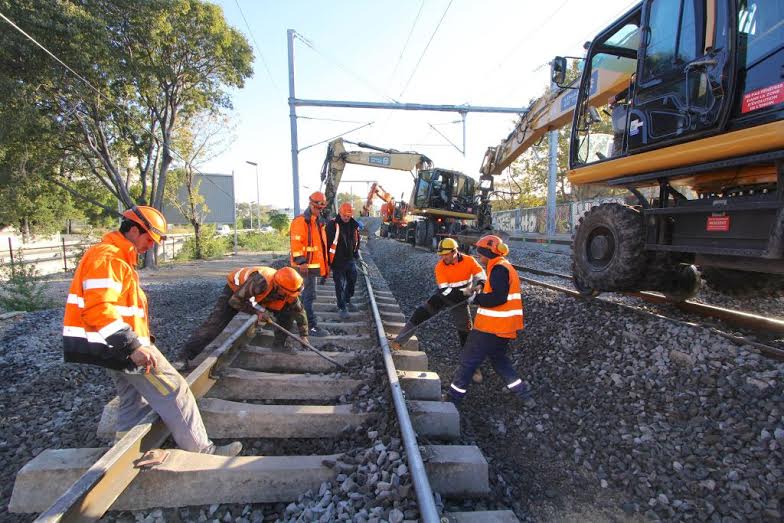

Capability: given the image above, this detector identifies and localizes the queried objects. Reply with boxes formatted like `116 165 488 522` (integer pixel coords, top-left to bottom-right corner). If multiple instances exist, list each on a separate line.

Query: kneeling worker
446 235 534 407
391 238 486 381
182 266 308 359
63 206 241 456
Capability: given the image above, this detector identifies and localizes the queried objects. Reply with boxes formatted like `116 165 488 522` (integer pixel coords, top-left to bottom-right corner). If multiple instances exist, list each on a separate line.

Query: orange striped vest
474 257 524 339
227 266 295 311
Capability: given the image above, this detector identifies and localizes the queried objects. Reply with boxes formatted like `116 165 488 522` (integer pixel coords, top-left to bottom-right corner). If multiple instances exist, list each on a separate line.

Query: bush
237 230 289 252
0 250 53 312
175 228 231 261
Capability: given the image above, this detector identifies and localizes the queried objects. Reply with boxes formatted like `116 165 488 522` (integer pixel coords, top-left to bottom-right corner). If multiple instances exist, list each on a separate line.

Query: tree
165 111 235 258
0 0 253 265
269 213 290 233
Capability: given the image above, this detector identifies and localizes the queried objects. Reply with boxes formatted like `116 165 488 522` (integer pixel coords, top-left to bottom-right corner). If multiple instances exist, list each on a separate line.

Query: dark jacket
326 217 360 267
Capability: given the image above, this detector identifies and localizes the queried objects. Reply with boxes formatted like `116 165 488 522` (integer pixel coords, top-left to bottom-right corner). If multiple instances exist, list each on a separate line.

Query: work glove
459 286 475 297
471 281 485 293
256 310 272 324
466 293 477 304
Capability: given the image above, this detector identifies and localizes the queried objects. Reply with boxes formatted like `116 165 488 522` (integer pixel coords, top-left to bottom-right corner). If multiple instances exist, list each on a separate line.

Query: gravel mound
368 237 784 522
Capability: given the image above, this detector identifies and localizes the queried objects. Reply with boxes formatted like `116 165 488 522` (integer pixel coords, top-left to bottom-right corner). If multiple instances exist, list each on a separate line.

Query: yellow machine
321 138 493 249
483 0 784 296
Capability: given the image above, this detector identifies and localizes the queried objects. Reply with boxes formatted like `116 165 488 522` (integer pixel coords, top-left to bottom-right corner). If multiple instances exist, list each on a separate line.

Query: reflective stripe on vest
474 257 524 338
328 222 340 264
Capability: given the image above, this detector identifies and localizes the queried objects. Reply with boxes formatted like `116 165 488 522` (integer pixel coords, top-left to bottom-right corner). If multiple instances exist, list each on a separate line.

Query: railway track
510 263 784 361
9 253 518 522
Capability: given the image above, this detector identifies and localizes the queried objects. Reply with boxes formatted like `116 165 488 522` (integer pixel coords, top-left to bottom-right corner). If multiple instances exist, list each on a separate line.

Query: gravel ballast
368 237 784 522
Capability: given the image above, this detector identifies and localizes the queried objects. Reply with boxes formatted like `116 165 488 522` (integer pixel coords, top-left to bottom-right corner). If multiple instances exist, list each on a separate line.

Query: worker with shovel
181 266 309 360
390 238 486 383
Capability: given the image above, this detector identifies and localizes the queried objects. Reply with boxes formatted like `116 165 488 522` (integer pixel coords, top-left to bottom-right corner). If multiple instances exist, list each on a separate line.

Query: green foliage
269 213 290 233
237 231 289 252
0 251 53 312
175 228 230 261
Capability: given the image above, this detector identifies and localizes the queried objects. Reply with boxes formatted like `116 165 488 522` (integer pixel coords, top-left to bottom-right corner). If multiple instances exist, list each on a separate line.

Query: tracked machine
484 0 784 298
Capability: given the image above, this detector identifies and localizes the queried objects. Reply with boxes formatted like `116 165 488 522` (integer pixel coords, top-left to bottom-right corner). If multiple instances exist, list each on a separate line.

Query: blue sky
207 0 639 210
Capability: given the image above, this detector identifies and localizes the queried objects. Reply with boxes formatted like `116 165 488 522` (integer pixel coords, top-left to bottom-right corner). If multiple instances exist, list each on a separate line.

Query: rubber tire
414 222 427 246
663 264 702 302
572 203 646 292
427 220 437 251
572 264 599 299
701 267 784 296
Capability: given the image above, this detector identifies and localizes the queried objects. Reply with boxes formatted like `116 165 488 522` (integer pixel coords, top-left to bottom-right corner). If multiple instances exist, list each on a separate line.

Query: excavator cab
410 169 476 215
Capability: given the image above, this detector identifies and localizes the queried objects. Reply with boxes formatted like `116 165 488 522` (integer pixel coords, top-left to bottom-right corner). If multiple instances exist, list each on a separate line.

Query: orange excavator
361 183 411 237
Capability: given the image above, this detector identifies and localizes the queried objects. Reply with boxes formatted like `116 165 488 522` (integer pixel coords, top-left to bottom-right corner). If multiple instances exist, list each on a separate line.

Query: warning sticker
741 82 784 113
706 215 730 232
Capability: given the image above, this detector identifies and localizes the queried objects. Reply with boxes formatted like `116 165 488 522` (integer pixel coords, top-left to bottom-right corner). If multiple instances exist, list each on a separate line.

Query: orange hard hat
273 267 304 295
475 234 509 256
122 205 168 244
339 202 353 217
309 191 327 208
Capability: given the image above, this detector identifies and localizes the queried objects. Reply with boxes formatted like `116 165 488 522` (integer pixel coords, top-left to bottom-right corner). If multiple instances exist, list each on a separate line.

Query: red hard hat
339 202 353 217
121 205 168 244
475 234 508 256
273 267 304 295
309 191 327 208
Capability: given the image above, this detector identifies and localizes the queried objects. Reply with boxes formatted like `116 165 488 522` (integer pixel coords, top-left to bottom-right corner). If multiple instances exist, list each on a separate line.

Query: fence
492 196 627 237
1 234 193 276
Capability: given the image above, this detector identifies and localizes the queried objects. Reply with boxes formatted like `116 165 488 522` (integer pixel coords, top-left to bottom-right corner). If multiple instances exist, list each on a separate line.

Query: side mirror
551 56 567 87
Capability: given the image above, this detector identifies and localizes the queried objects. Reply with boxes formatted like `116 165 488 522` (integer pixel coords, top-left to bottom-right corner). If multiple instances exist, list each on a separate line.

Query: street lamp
246 161 261 231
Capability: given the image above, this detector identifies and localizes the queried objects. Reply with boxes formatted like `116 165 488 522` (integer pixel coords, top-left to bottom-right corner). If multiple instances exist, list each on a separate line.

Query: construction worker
290 191 330 337
391 237 486 382
181 266 308 360
326 202 361 320
446 235 534 407
62 206 241 456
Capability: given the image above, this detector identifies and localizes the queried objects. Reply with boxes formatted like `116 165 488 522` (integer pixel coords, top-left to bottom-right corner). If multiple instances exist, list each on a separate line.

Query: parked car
260 225 274 233
217 225 232 236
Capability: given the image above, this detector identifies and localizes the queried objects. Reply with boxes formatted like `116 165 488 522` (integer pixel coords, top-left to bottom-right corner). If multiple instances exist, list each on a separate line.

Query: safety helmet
475 234 509 257
437 237 459 255
309 191 327 209
121 205 168 244
273 267 304 295
339 202 353 218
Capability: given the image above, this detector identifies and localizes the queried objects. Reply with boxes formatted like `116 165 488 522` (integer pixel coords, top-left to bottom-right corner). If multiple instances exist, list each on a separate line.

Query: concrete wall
492 196 626 237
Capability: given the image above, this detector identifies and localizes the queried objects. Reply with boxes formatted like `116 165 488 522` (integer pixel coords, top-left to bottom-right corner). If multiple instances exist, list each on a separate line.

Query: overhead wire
0 9 235 201
234 0 281 95
397 0 454 99
386 0 425 89
297 116 372 124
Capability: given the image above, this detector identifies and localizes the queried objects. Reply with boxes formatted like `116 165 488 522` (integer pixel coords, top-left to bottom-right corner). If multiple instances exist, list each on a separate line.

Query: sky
205 0 639 212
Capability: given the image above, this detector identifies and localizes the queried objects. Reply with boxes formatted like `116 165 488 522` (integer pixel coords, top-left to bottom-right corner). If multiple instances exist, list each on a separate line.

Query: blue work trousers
332 260 358 310
302 272 318 328
448 330 527 402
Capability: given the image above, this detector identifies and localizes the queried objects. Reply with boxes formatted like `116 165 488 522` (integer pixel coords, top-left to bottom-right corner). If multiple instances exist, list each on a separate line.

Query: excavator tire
662 264 702 302
701 267 784 296
571 261 599 299
572 203 646 292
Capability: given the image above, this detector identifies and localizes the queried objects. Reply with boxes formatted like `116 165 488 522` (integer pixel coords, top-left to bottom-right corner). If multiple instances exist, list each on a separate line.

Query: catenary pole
287 29 301 215
547 76 558 237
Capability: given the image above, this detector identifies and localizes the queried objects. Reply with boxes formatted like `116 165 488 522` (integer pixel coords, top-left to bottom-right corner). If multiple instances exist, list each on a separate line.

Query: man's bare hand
256 310 272 324
130 346 158 374
300 336 311 347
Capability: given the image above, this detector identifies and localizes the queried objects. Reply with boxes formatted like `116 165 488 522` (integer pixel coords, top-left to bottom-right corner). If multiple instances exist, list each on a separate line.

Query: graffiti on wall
492 196 626 235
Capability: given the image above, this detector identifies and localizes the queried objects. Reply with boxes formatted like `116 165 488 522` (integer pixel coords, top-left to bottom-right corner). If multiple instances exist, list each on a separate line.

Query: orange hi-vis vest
434 253 486 293
290 210 329 276
63 231 150 370
328 220 360 264
227 266 296 312
474 257 524 339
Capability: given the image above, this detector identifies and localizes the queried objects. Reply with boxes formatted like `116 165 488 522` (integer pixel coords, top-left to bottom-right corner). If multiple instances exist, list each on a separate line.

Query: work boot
339 308 350 320
472 368 483 384
208 441 243 457
309 325 329 337
346 302 359 312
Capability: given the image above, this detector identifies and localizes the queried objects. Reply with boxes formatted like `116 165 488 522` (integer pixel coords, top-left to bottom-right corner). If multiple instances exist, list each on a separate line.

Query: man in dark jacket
326 202 361 320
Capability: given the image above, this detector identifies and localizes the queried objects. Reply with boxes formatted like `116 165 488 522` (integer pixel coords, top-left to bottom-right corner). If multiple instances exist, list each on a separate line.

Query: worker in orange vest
181 266 308 360
326 202 361 320
446 235 534 407
290 191 330 337
63 206 241 456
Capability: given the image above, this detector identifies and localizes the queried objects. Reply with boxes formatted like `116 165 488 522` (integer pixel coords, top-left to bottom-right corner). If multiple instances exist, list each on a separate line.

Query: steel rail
359 252 441 523
34 316 258 523
510 264 784 336
512 268 784 361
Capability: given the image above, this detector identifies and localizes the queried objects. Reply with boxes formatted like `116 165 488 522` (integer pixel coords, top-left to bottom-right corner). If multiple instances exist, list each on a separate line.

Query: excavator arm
361 182 395 217
320 138 432 218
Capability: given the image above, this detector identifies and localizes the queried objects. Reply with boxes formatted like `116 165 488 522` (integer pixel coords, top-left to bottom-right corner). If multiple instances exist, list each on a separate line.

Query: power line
298 116 370 124
0 9 235 201
295 31 399 104
398 0 454 99
234 0 280 94
387 0 425 86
